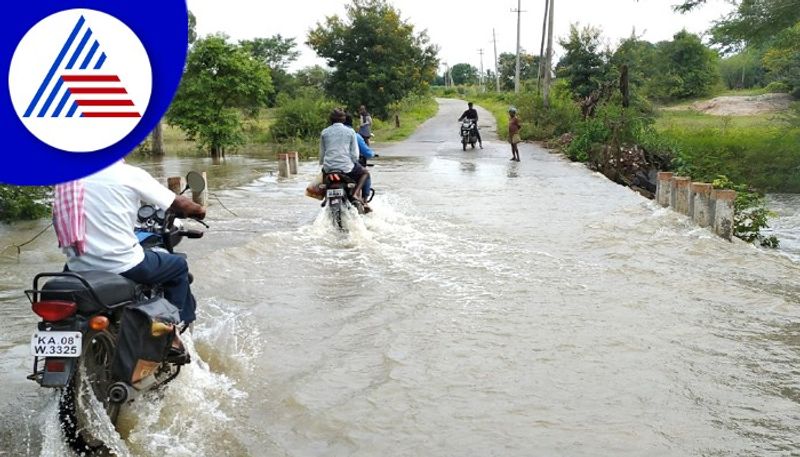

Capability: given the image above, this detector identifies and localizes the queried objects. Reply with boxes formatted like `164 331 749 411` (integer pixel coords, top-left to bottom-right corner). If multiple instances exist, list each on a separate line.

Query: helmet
508 106 518 114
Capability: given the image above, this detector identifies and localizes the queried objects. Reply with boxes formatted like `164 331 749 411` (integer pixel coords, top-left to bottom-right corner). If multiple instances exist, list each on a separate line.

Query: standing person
320 108 371 210
508 107 521 162
458 102 483 149
358 105 373 145
53 161 206 325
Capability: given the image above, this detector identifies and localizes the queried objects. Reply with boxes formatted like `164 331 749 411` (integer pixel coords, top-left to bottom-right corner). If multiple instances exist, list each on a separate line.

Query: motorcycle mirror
186 171 206 194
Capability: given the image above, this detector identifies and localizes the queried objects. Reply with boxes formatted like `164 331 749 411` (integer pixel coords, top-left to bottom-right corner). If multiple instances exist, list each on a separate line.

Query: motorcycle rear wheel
60 330 120 451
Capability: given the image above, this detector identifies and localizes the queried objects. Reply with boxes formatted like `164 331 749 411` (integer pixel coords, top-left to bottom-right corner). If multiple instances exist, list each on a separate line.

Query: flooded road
1 99 800 456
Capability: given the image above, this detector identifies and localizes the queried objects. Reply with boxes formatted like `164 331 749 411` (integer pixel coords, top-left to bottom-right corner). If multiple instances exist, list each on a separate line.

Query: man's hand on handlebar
170 195 206 220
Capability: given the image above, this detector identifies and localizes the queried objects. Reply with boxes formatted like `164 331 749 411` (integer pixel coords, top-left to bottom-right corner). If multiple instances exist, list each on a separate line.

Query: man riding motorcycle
53 160 206 326
458 102 483 149
319 108 370 211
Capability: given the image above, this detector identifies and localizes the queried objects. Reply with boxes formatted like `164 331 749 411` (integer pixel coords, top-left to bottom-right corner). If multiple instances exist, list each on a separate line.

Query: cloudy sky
186 0 733 73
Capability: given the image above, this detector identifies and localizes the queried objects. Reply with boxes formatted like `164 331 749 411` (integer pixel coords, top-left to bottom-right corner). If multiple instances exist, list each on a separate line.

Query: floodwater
1 99 799 456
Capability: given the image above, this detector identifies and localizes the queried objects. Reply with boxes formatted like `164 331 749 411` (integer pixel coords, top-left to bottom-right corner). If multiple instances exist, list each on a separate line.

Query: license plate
30 331 82 358
327 188 345 198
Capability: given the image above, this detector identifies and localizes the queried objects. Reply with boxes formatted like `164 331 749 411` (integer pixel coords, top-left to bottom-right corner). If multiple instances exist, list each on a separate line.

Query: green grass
655 109 800 192
656 110 780 131
473 96 511 141
371 96 438 143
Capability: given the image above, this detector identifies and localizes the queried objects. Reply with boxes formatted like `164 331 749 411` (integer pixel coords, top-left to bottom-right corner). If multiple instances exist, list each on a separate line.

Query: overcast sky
186 0 733 73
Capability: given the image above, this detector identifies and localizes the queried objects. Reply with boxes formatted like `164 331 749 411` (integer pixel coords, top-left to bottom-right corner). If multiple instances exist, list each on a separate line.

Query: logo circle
8 9 152 153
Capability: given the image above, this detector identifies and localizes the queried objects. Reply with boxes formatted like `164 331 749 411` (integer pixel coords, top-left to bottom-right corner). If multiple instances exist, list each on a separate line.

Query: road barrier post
672 177 691 215
690 183 713 227
167 177 182 195
277 153 290 178
656 172 673 207
288 152 299 175
711 189 736 241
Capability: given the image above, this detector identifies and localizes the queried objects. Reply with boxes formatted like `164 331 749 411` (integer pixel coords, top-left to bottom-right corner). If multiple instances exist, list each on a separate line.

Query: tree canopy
557 25 610 99
307 0 439 117
166 35 273 157
450 63 479 85
497 52 540 91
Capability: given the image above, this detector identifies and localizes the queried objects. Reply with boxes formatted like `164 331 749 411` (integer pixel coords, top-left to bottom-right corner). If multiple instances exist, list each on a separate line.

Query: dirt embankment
683 93 793 116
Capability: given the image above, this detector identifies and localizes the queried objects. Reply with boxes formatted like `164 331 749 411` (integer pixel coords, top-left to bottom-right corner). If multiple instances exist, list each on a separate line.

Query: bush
270 89 339 141
0 186 51 222
765 81 791 93
712 175 779 248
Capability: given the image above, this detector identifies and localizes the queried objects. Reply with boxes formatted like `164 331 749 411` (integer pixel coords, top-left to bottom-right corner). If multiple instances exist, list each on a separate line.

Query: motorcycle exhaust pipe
108 382 134 404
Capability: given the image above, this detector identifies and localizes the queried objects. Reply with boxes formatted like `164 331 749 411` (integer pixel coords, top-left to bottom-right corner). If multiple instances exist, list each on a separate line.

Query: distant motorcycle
460 119 479 151
25 172 207 451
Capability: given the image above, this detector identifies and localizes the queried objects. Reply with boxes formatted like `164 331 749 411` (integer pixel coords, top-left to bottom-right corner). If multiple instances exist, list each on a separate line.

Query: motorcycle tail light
45 359 66 372
32 300 77 322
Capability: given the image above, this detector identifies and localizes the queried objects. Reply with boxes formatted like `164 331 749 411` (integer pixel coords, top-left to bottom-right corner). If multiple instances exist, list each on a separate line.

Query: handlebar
179 229 204 239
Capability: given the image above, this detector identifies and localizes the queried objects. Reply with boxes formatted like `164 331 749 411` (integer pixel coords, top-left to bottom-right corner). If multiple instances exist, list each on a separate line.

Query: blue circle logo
2 2 188 185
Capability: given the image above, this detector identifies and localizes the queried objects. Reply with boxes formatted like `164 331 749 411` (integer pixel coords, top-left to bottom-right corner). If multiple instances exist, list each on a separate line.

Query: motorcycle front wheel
60 330 120 452
462 140 467 151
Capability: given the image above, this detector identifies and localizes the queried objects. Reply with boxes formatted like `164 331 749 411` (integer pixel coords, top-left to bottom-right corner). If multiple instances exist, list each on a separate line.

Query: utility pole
493 29 501 92
542 0 555 107
537 0 550 94
444 62 450 87
478 48 485 91
512 0 525 93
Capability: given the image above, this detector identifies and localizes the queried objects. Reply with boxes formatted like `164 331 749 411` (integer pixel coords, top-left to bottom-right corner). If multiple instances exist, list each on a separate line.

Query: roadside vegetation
439 0 799 246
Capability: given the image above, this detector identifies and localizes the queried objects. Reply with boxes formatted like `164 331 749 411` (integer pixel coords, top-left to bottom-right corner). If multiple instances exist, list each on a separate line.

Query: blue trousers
122 251 197 324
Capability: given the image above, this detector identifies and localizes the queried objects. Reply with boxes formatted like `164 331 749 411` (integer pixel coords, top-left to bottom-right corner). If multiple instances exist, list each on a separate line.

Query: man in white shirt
319 108 369 202
60 161 206 325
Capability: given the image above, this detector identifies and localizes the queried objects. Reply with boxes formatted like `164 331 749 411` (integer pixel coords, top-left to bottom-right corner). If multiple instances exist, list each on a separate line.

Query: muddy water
1 99 800 456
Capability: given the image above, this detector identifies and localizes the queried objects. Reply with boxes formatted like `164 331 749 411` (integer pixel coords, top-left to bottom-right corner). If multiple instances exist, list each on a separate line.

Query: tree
450 63 479 85
0 186 50 222
295 65 330 91
763 22 800 96
556 24 611 99
166 35 273 158
240 35 301 106
498 52 539 91
307 0 439 117
240 35 300 71
719 48 767 89
611 34 658 91
672 0 800 51
648 30 720 100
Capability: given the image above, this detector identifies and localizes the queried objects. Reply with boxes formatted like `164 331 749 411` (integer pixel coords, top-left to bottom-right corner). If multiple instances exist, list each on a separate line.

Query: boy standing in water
508 107 521 162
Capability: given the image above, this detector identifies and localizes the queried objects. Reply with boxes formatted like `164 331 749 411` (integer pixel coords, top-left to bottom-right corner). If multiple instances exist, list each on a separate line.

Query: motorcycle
25 171 207 451
320 170 368 230
460 119 479 151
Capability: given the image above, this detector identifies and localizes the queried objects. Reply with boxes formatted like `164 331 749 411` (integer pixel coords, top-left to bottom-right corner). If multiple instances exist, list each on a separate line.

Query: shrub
765 81 791 93
712 175 779 248
0 186 51 222
270 89 339 141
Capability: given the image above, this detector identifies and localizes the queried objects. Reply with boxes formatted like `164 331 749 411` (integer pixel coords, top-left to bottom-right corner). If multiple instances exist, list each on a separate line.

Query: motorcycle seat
41 271 137 313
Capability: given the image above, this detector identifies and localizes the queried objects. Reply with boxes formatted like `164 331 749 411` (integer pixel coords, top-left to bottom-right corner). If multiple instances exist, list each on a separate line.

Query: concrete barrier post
711 189 736 241
672 177 691 215
167 177 183 195
690 183 713 227
656 172 673 207
191 171 208 207
288 151 299 175
277 153 290 178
